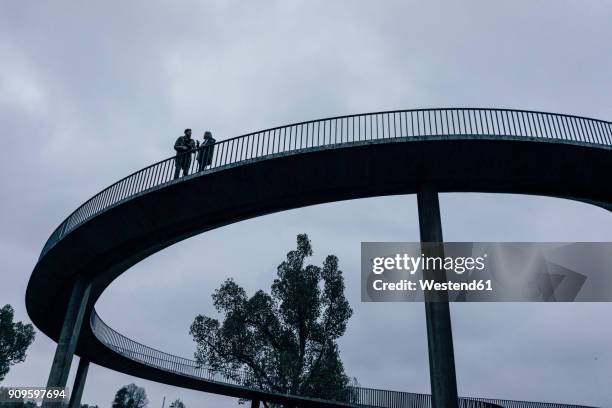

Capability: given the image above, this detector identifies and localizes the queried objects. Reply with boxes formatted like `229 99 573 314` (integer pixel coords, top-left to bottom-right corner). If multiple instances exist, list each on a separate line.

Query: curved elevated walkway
28 109 611 407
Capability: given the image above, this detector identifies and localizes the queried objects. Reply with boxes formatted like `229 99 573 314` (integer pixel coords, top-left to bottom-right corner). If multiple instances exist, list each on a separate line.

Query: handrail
90 311 592 408
38 108 612 259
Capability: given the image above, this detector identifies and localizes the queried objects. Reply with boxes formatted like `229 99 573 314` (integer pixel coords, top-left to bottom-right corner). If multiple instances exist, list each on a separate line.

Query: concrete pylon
43 276 91 408
416 184 458 408
68 358 90 408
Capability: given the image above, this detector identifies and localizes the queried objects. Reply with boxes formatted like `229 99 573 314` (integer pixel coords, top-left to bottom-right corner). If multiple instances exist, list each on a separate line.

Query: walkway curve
27 108 611 408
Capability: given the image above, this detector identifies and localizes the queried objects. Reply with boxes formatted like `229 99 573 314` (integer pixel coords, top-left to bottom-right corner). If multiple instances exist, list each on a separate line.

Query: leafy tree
0 305 35 382
190 234 353 403
168 399 185 408
111 384 148 408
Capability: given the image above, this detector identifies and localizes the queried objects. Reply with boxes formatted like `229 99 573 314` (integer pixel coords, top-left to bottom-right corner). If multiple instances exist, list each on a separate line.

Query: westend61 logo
361 242 612 302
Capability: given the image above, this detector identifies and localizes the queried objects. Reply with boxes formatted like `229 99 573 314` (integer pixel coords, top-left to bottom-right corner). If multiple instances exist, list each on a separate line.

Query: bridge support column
416 184 458 408
43 276 91 408
250 400 260 408
68 358 89 408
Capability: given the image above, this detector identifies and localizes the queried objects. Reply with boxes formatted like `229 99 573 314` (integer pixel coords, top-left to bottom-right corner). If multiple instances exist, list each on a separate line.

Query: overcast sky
1 1 612 407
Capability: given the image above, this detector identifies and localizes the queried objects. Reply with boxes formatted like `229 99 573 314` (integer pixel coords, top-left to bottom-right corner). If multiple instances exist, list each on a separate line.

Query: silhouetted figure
174 128 196 179
196 131 216 172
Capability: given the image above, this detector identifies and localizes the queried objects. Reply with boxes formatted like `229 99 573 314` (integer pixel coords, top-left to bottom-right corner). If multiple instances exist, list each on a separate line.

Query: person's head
184 128 192 138
203 131 212 139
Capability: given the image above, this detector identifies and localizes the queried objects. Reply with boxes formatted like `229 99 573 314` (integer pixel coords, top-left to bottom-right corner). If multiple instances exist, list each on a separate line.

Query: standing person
196 131 216 172
174 128 196 179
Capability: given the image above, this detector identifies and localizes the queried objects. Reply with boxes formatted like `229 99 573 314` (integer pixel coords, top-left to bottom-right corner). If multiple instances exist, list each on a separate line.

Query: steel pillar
416 184 458 408
43 276 91 408
68 358 89 408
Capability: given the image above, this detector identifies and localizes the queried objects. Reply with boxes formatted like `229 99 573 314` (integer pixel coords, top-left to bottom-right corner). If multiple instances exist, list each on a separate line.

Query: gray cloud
1 1 611 407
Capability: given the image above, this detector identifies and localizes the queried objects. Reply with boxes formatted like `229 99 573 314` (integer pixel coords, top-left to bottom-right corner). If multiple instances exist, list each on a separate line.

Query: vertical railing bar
468 109 478 135
546 114 556 139
260 131 266 157
229 139 235 164
254 132 260 158
212 143 221 168
551 115 563 140
601 121 612 144
417 111 422 136
525 112 534 137
398 111 403 137
239 136 246 162
510 110 518 136
590 119 603 145
333 119 336 144
495 110 502 135
554 114 564 140
476 109 483 135
578 118 590 143
300 123 304 149
535 112 544 138
560 116 571 141
144 166 154 190
375 114 379 139
545 113 556 139
433 109 438 135
222 138 230 165
588 120 600 144
603 121 612 144
485 109 492 135
589 119 602 144
568 116 579 142
227 139 234 164
248 134 254 159
152 162 162 187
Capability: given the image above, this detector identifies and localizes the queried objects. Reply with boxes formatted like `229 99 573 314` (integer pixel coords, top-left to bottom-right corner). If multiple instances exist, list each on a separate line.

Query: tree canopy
168 399 185 408
111 384 148 408
0 305 35 382
189 234 354 402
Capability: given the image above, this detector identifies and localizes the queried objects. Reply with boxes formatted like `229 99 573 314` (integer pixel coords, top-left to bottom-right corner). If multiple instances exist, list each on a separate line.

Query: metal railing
90 312 594 408
40 108 612 258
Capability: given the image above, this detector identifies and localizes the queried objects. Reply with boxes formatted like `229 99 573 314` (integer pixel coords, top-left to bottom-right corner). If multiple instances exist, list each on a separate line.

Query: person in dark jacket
196 131 216 172
174 128 196 179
